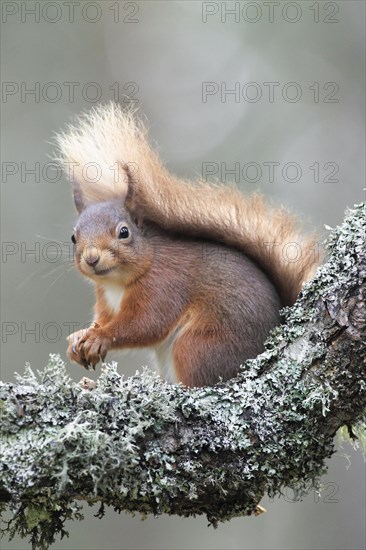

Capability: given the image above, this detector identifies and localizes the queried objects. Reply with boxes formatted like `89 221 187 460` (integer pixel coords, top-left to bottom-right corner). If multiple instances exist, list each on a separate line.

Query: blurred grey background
1 1 365 549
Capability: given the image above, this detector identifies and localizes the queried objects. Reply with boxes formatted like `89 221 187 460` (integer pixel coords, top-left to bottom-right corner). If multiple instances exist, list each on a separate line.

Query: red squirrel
55 103 319 387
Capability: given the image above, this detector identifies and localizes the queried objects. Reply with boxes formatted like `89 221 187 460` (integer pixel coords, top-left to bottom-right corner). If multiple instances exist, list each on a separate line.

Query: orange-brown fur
57 103 320 387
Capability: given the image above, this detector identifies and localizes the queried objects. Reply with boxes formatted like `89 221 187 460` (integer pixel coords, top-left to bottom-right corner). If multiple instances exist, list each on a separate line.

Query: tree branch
1 202 365 549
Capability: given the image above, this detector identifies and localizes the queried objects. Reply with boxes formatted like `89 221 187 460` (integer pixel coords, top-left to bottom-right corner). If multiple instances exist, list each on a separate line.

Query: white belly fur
154 329 180 384
102 284 125 314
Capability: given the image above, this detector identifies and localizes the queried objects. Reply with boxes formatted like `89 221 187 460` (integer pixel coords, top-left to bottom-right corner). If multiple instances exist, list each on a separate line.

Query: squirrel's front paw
67 329 91 369
75 325 112 370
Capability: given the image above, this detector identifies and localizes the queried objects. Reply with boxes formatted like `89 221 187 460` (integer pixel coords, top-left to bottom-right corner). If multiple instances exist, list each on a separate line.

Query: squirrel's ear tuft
123 161 140 212
133 214 144 230
72 177 86 213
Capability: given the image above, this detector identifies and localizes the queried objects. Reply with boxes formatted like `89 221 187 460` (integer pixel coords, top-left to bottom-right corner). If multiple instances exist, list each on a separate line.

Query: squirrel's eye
71 234 76 244
118 226 129 239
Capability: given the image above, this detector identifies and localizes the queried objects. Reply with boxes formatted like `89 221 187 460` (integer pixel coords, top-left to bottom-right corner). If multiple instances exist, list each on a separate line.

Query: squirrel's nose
85 254 100 266
83 245 100 267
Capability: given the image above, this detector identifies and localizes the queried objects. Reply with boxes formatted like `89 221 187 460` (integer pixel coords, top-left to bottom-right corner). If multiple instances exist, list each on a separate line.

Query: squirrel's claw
75 328 112 370
67 327 111 370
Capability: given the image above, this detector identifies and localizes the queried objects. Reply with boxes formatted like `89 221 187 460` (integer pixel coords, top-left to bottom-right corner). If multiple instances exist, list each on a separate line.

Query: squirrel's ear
72 178 87 213
133 214 144 230
123 162 139 211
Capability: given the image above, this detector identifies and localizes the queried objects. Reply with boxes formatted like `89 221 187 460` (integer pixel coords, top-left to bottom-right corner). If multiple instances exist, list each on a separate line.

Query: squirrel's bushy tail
56 102 319 307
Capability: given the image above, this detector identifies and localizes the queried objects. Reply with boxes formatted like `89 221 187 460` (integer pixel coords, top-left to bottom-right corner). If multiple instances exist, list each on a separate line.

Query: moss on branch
1 203 365 549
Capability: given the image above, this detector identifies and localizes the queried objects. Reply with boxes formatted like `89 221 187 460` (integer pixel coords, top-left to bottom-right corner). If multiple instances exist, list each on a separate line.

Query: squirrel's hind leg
172 327 246 388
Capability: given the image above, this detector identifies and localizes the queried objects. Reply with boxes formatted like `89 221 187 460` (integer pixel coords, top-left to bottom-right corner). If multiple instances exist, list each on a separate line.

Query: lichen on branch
1 202 365 550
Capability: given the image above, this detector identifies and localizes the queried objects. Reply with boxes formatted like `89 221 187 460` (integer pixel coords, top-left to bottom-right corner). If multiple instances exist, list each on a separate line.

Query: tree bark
1 202 365 549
